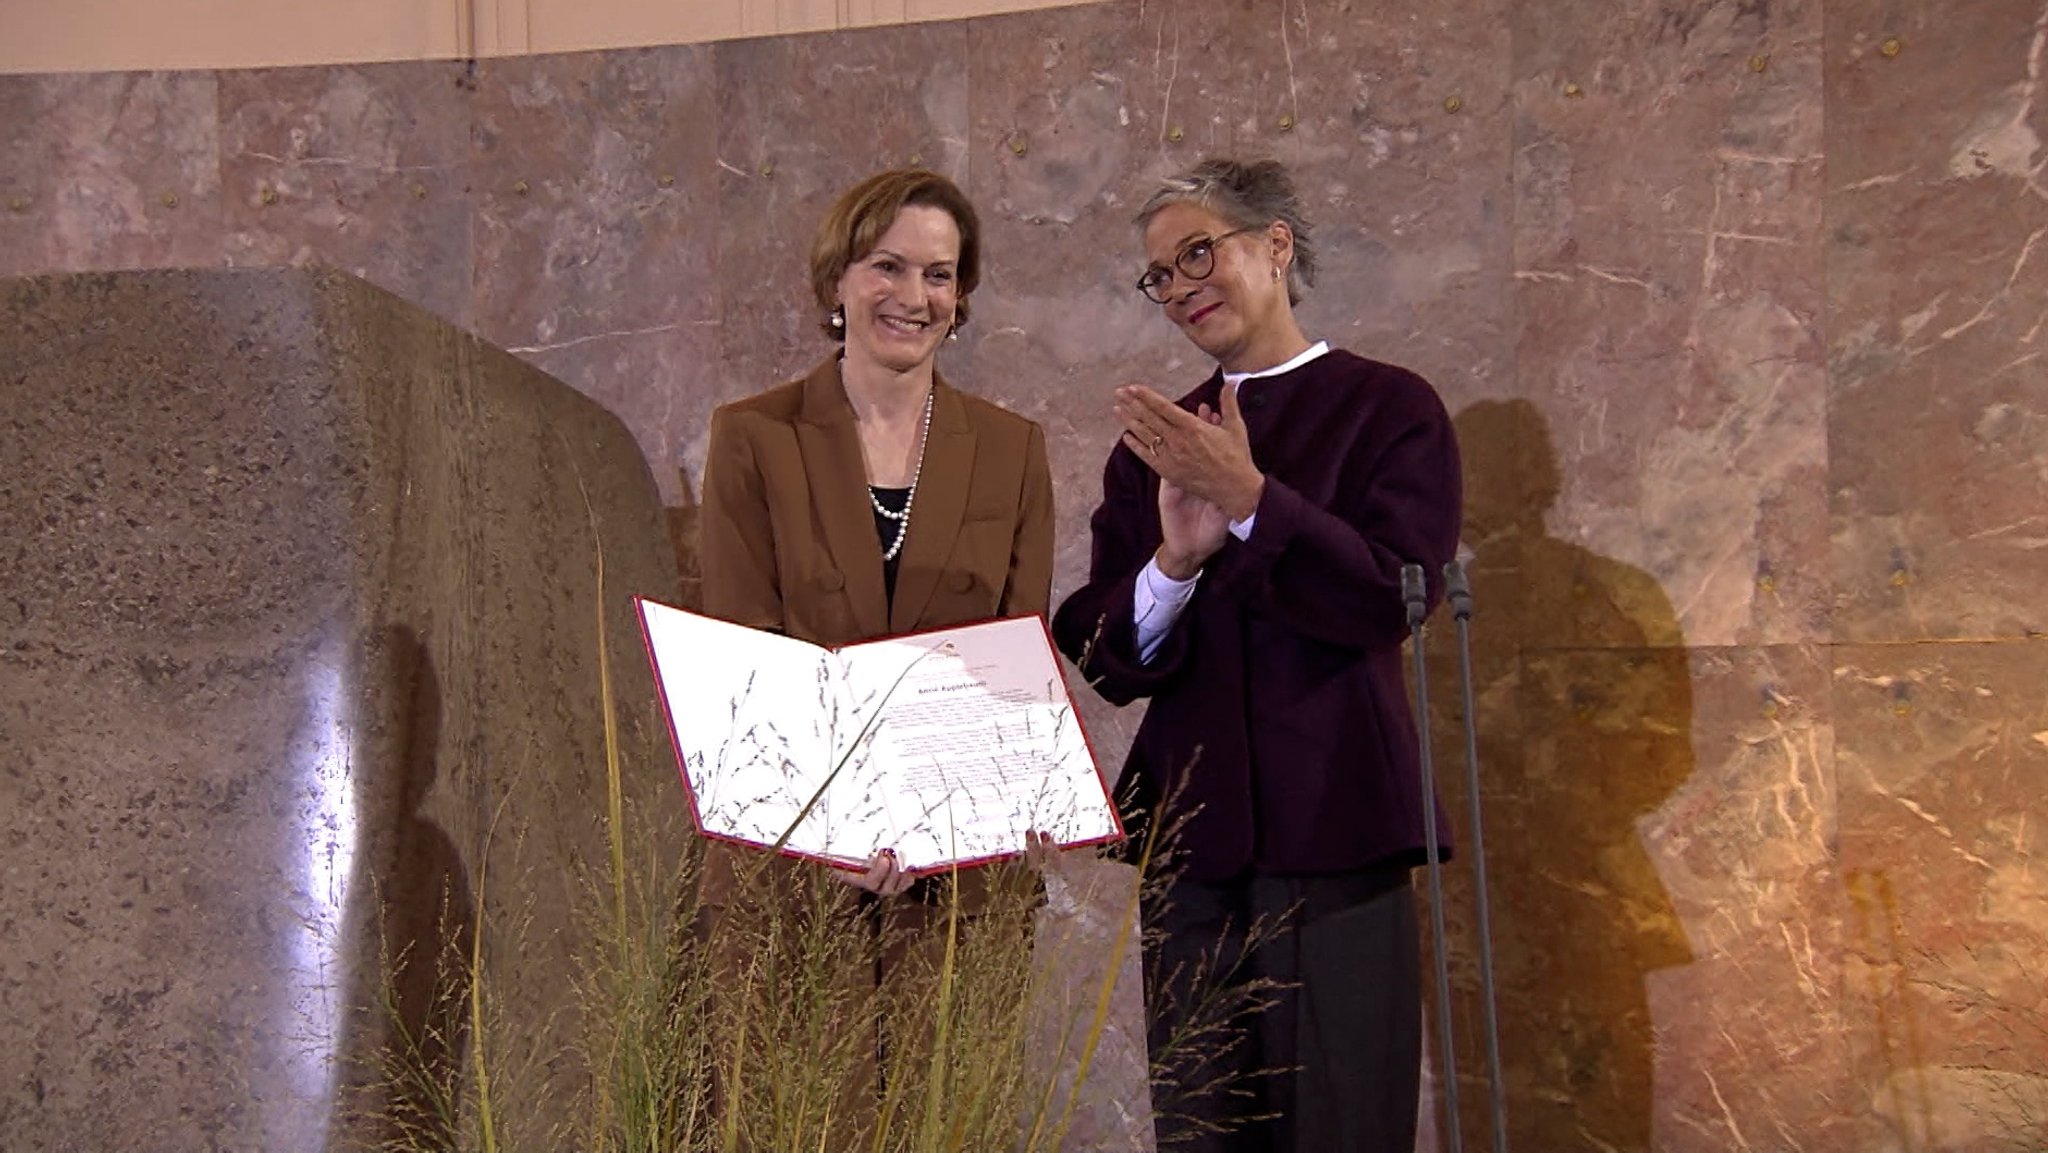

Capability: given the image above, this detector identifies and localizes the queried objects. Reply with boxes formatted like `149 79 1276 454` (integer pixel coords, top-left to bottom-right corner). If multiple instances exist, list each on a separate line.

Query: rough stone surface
0 267 684 1149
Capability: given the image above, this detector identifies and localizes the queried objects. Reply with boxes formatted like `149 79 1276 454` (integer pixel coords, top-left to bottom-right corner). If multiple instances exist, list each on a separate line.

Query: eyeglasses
1135 228 1257 303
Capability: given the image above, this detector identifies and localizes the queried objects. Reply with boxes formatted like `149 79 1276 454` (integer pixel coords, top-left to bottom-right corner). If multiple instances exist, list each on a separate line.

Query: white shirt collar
1222 340 1331 387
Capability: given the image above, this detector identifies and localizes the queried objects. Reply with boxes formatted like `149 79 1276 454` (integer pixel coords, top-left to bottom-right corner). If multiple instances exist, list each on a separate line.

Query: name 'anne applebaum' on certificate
636 599 1122 875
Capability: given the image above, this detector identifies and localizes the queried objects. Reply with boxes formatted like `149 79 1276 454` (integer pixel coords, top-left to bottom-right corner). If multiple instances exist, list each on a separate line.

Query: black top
872 482 956 906
870 485 909 604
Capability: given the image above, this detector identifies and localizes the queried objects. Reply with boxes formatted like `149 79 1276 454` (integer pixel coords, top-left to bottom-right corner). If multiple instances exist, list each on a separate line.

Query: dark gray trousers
1147 866 1423 1153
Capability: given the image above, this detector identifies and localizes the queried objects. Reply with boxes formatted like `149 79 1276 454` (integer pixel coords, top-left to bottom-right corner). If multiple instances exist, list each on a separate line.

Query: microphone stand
1446 560 1508 1152
1403 563 1463 1153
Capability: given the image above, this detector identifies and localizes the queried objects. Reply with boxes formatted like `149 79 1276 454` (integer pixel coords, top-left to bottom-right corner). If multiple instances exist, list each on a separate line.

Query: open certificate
635 598 1122 875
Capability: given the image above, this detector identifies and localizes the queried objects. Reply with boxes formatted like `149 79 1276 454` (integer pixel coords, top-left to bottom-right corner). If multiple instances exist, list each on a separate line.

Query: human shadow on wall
1433 400 1696 1151
341 626 476 1147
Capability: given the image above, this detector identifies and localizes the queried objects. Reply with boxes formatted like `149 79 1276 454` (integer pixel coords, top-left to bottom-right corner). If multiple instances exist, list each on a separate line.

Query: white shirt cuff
1229 511 1256 541
1133 557 1200 663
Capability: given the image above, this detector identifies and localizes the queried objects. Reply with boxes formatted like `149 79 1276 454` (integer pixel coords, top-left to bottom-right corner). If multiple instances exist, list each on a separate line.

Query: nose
897 271 929 314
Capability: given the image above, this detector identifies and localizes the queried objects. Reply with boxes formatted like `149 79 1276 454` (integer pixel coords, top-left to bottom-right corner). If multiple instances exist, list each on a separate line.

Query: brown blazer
699 356 1055 645
694 356 1055 908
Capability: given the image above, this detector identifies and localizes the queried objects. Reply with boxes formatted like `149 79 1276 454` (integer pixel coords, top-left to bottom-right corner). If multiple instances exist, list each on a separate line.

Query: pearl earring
830 306 845 329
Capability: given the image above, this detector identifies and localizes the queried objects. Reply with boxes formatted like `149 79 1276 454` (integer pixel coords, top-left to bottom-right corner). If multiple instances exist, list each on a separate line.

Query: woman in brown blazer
699 167 1056 890
694 167 1056 1143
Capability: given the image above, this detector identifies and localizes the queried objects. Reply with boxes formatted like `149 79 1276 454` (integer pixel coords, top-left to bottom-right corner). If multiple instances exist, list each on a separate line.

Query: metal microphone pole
1403 563 1463 1153
1445 560 1508 1153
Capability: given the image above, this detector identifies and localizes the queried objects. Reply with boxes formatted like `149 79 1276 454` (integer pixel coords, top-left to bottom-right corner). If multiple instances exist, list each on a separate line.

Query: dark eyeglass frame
1135 227 1259 303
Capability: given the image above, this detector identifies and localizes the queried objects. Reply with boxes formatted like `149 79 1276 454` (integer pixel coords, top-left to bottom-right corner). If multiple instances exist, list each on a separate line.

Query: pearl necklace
869 389 934 563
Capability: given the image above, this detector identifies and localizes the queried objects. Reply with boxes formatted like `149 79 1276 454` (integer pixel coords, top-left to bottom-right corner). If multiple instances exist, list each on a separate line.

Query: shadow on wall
1424 399 1696 1151
1846 868 1933 1145
340 625 477 1147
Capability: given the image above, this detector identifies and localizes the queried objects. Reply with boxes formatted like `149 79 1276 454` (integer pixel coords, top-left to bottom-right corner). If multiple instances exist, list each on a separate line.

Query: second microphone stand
1403 560 1509 1153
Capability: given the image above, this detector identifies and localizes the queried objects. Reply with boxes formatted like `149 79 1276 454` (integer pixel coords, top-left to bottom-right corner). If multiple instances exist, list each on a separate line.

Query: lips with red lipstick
1186 301 1224 325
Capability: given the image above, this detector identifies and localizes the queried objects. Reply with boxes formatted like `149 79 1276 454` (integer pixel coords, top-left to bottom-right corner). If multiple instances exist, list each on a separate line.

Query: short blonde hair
809 168 982 340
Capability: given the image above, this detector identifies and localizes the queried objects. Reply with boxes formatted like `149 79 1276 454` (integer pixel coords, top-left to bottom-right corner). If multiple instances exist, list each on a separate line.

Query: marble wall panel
517 326 717 511
218 60 477 328
0 71 223 277
1511 0 1830 650
1825 0 2048 643
1636 645 1863 1152
472 44 721 502
1834 641 2048 1152
1422 640 1865 1151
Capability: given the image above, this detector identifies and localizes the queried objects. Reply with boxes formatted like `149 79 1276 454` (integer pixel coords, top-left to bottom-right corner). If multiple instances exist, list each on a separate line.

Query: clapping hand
1153 402 1235 579
1113 381 1265 523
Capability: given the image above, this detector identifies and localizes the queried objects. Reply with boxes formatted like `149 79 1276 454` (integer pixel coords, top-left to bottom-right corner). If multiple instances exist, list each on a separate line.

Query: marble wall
3 0 2044 1148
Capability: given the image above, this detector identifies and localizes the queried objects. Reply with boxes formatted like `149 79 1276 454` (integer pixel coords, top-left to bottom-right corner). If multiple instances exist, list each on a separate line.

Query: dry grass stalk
346 553 1284 1152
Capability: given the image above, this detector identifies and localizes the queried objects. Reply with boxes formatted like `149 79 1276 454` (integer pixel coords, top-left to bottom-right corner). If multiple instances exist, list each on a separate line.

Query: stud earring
830 305 845 329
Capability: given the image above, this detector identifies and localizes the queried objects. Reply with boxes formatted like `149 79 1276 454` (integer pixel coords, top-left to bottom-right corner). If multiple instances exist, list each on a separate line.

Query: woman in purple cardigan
1051 157 1464 1153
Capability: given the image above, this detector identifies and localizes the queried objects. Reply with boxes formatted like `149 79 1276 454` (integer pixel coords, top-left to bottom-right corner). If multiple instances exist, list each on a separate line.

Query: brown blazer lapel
794 359 890 639
889 376 975 633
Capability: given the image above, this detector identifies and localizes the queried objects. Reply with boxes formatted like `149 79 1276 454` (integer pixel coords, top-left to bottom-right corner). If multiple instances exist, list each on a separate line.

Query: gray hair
1135 158 1318 305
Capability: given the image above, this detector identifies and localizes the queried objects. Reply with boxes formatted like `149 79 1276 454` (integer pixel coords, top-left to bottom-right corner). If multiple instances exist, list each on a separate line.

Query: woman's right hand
837 848 915 897
1154 402 1232 579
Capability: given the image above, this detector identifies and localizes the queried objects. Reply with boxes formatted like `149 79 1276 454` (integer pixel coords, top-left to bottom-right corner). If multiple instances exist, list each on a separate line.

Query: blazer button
819 569 845 591
948 570 975 592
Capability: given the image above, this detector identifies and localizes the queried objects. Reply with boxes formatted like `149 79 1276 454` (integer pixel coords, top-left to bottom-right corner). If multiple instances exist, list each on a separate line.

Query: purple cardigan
1052 349 1463 883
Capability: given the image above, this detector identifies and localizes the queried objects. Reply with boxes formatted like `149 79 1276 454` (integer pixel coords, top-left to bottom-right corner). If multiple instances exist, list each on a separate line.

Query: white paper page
838 617 1118 873
639 600 872 862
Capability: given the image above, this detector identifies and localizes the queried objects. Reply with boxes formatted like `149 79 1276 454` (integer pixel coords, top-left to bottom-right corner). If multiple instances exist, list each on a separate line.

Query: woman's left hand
1114 382 1264 521
837 848 915 897
1024 829 1062 872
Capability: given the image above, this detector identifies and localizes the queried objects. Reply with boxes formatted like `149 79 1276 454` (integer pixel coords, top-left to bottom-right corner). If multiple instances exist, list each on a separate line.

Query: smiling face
1140 200 1294 373
834 204 962 377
